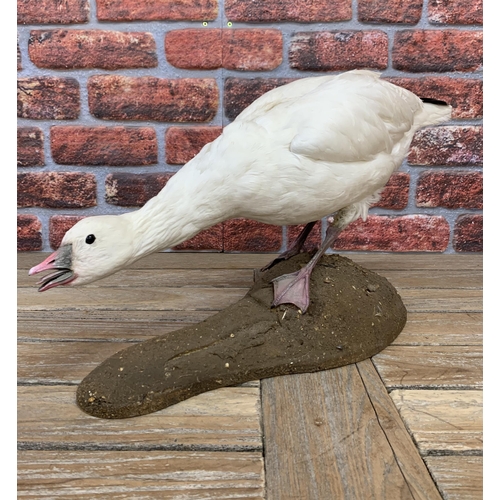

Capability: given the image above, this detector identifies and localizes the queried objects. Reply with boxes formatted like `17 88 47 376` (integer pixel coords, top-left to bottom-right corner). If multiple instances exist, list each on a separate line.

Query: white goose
30 70 451 312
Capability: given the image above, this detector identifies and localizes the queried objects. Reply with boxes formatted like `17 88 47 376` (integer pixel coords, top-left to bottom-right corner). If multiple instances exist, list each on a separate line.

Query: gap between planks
261 359 442 500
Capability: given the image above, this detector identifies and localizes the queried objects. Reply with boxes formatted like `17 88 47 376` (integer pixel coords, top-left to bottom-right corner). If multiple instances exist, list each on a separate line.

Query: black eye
85 234 96 244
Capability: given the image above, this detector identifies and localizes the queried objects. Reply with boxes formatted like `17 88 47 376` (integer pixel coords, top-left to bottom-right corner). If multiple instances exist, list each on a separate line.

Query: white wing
249 71 423 164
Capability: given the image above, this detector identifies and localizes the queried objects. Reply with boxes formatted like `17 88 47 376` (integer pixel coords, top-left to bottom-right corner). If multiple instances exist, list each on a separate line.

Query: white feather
42 70 452 286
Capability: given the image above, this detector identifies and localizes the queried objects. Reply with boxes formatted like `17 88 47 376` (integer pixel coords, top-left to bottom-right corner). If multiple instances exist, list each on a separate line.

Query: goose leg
271 217 343 313
261 221 318 272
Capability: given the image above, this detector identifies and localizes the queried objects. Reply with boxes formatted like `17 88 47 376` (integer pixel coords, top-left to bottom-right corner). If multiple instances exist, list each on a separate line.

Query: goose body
30 70 451 311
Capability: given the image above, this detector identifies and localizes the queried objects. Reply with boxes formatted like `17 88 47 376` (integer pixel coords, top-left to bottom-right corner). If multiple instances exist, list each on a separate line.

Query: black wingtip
421 97 449 106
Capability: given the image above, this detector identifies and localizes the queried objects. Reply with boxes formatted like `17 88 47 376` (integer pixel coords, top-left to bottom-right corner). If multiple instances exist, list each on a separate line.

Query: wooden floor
17 252 483 499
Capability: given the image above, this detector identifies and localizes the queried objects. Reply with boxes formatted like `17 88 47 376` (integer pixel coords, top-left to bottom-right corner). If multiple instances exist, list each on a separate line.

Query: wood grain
17 310 215 341
391 390 483 455
424 456 483 500
19 266 481 290
18 341 132 384
356 359 442 500
373 345 482 389
18 450 265 499
17 286 247 311
396 288 482 313
374 269 482 289
18 251 482 272
394 312 482 346
261 366 414 500
18 268 255 288
18 385 262 450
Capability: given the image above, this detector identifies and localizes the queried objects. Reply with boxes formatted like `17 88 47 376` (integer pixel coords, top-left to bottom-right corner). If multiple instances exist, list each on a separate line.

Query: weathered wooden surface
18 385 262 450
18 252 483 498
18 450 265 499
262 365 432 500
393 312 482 346
17 251 482 272
424 456 483 500
356 359 442 500
373 345 482 389
391 390 483 455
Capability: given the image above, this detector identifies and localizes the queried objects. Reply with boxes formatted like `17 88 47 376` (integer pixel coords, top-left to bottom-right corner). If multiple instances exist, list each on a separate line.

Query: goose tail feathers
417 97 452 128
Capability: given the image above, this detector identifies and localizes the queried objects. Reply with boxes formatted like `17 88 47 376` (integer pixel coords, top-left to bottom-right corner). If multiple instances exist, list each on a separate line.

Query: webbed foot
271 268 311 313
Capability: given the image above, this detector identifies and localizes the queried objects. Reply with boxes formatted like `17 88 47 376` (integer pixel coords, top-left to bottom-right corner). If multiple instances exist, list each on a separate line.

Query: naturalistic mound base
77 253 407 419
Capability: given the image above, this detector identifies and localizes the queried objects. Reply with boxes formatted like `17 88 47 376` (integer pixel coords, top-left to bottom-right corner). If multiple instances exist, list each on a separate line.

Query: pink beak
29 251 59 276
29 245 76 292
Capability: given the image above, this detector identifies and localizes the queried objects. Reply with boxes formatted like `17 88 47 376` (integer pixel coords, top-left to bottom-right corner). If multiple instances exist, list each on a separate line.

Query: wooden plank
394 312 483 346
356 359 442 500
17 286 247 311
18 268 255 288
390 390 483 455
424 456 483 500
18 385 262 450
348 253 482 272
18 252 274 270
261 367 414 500
20 267 482 290
373 346 483 389
18 450 265 499
18 341 131 384
18 283 482 314
397 288 482 313
17 310 215 342
374 269 482 289
18 251 482 272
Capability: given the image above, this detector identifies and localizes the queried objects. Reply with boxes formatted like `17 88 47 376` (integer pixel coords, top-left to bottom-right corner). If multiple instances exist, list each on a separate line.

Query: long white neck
122 156 231 260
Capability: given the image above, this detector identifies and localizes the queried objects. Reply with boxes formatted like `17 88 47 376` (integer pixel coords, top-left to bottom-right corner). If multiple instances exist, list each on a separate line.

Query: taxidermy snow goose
30 70 451 312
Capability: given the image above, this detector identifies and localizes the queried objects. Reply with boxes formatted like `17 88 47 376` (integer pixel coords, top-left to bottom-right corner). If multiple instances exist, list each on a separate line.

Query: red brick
222 29 282 71
393 30 483 72
374 173 410 210
429 0 483 25
18 172 97 208
226 0 351 22
386 77 483 119
166 29 221 70
29 30 157 70
224 78 295 121
49 215 85 249
453 215 482 252
165 126 222 164
18 0 89 24
17 77 80 120
358 0 422 24
51 126 158 166
17 215 42 251
333 215 449 252
165 29 282 71
290 31 388 71
408 126 483 166
174 223 224 251
105 173 172 207
96 0 217 21
18 127 44 167
287 223 322 252
416 171 482 209
224 219 282 252
88 76 218 122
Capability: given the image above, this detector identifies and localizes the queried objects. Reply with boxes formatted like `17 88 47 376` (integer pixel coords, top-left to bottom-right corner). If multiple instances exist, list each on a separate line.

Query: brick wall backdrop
17 0 483 254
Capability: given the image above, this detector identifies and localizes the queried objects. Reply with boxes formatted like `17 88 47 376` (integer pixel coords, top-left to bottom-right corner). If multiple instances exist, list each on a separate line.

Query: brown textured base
77 253 407 419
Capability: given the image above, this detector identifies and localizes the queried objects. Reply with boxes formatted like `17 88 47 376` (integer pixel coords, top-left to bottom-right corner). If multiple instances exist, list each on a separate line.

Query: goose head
29 215 136 291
